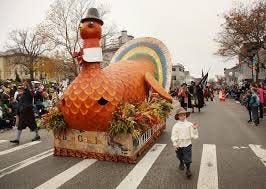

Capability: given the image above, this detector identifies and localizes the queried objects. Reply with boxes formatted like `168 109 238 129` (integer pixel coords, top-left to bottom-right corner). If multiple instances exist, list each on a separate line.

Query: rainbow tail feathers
110 37 172 92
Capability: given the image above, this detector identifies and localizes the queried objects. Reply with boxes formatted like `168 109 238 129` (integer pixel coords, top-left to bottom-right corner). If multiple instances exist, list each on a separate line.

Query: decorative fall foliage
107 94 173 138
41 107 67 134
41 94 172 138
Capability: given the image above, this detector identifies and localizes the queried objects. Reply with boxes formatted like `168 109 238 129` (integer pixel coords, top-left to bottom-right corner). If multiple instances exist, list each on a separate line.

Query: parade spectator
0 101 4 131
249 87 260 126
10 85 17 99
2 106 15 130
34 87 44 116
219 88 226 102
46 94 53 109
257 84 265 119
245 90 252 123
2 80 11 99
0 87 10 105
244 80 250 91
171 107 199 178
13 86 19 102
10 80 40 144
235 85 241 101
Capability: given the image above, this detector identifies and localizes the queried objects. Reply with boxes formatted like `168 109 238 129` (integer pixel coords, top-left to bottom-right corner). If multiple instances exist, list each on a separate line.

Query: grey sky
0 0 247 78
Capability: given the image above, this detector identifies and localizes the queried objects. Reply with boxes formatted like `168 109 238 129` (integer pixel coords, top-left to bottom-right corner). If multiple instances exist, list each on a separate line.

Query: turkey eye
98 97 108 105
88 21 94 28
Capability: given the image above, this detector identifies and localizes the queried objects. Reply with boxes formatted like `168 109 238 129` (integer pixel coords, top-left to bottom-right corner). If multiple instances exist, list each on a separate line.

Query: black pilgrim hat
81 8 103 25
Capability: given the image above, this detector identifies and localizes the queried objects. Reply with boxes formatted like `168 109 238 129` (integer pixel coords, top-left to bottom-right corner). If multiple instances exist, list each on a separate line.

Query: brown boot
185 163 192 178
186 169 192 178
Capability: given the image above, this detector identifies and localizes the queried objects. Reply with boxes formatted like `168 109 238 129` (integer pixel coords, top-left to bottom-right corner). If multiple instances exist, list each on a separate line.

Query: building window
172 76 176 80
172 68 176 71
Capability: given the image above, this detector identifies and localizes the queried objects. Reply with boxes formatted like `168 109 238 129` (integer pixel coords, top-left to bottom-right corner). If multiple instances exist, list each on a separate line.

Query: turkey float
54 8 173 163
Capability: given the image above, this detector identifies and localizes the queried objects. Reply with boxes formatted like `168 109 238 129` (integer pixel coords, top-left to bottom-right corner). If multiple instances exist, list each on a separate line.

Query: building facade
224 37 266 85
0 51 31 80
171 64 186 90
184 71 193 84
102 30 134 67
0 51 66 82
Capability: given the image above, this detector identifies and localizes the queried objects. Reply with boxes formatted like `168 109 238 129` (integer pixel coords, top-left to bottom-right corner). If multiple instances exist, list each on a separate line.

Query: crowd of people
171 81 216 113
0 79 64 134
171 79 265 126
226 81 265 126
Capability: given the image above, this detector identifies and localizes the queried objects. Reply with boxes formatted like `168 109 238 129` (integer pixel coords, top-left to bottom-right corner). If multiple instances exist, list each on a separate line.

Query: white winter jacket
171 120 199 148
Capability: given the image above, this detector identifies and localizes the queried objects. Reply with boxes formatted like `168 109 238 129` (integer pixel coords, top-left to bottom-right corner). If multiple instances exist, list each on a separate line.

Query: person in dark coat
10 81 40 144
195 84 204 112
188 81 196 113
245 90 252 123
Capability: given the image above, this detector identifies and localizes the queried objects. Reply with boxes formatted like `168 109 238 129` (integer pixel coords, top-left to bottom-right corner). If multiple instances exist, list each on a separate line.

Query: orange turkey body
59 10 171 132
60 60 155 132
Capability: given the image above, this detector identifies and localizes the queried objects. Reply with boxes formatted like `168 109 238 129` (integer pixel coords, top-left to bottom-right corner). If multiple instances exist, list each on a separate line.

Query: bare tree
35 54 72 81
215 0 266 82
6 26 55 80
42 0 117 76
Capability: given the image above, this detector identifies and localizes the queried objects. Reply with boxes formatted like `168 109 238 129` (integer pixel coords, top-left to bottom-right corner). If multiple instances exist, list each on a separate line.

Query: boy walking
171 107 199 178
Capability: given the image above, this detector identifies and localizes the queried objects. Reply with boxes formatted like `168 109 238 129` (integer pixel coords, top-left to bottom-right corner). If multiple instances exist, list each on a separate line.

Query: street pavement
0 97 265 189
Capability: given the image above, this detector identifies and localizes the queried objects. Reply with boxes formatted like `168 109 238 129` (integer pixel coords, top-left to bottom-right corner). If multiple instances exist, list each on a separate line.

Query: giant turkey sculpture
59 8 172 133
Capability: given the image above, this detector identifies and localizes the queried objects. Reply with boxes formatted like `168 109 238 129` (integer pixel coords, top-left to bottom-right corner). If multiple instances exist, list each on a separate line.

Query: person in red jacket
257 84 265 118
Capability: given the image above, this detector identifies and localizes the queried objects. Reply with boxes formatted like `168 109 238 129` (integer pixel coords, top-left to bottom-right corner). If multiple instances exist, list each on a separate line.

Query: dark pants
259 103 264 118
17 107 37 131
247 107 252 121
0 119 4 130
251 106 259 125
175 144 192 165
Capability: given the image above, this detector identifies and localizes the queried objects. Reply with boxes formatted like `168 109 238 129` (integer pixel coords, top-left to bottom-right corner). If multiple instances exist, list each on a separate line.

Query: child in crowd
171 107 199 178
